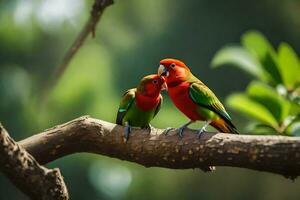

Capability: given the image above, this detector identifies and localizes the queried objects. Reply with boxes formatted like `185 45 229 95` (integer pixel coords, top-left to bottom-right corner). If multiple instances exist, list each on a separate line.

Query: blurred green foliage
212 31 300 135
1 0 300 199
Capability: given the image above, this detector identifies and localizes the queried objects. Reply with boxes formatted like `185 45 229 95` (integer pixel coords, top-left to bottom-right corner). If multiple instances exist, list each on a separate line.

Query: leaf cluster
212 31 300 135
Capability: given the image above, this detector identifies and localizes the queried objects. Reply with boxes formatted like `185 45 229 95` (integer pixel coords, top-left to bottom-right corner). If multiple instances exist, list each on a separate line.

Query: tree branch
44 0 114 101
0 124 69 200
19 116 300 180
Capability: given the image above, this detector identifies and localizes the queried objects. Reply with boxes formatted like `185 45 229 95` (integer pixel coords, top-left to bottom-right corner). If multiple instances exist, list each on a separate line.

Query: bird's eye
152 80 158 84
170 63 176 68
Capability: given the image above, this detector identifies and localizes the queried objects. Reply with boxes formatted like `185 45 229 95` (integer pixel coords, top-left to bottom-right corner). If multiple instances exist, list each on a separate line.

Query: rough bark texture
19 116 300 180
0 124 69 200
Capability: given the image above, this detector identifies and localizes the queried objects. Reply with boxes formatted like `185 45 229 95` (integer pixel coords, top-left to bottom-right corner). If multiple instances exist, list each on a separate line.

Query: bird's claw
162 121 192 138
197 128 206 138
175 121 193 138
143 124 153 134
162 127 184 137
163 126 187 138
177 127 185 138
197 121 210 138
162 127 174 135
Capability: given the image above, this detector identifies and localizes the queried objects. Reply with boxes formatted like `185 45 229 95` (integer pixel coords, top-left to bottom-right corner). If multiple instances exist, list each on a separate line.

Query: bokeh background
1 0 300 199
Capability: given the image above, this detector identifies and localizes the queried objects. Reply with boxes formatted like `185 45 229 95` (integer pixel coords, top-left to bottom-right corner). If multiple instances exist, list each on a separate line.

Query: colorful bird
158 58 238 137
116 74 166 141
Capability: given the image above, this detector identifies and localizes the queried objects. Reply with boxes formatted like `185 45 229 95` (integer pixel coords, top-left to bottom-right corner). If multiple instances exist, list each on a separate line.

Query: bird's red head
137 74 166 97
158 58 190 84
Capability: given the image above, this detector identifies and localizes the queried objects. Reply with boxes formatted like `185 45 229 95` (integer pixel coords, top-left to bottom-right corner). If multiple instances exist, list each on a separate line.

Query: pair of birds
116 58 239 141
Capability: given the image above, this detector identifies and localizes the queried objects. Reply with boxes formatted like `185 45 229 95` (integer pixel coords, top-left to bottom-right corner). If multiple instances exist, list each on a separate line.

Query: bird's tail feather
211 119 239 134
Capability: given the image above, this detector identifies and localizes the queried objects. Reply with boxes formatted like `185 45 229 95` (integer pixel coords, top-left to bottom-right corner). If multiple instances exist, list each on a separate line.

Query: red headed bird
116 74 166 141
158 58 239 137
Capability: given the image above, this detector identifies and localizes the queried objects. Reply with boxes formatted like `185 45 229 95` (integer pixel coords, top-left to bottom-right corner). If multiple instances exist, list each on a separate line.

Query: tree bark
19 116 300 180
0 124 69 200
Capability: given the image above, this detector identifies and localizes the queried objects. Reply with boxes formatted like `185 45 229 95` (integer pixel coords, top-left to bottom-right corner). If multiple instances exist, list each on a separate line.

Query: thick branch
19 116 300 180
0 124 69 200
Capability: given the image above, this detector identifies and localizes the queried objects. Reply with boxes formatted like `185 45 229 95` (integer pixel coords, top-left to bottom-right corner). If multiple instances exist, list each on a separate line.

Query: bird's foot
162 127 185 137
162 121 194 137
124 122 131 142
197 121 211 138
143 124 154 134
162 127 175 135
176 126 187 138
177 121 194 138
197 127 206 138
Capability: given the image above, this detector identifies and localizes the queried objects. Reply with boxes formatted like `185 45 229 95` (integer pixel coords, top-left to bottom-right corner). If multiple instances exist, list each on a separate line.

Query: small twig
43 0 114 102
0 123 69 200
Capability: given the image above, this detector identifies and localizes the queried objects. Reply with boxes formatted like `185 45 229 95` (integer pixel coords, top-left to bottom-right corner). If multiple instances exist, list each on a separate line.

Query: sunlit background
1 0 300 199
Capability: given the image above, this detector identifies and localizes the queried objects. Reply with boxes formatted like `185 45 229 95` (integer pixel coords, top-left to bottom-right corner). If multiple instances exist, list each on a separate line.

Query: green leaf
278 42 300 90
226 93 278 126
241 30 282 85
262 53 282 85
241 31 275 59
211 46 265 79
246 81 290 123
289 101 300 117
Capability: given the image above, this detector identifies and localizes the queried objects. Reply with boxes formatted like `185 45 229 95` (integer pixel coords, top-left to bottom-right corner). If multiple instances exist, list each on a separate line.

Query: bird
116 74 166 141
157 58 239 137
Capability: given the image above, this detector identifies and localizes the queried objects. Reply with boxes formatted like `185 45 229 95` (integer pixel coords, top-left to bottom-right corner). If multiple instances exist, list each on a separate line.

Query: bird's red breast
167 81 203 121
135 93 160 111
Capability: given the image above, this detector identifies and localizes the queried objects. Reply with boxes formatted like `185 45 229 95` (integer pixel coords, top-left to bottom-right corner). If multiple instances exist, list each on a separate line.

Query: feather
116 89 136 125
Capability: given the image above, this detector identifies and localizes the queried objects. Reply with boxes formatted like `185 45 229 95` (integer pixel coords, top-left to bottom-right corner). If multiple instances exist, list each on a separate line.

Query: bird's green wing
116 88 136 125
153 95 163 117
189 82 232 123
